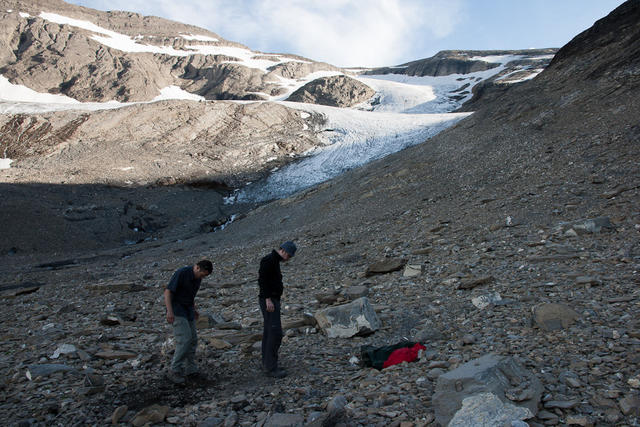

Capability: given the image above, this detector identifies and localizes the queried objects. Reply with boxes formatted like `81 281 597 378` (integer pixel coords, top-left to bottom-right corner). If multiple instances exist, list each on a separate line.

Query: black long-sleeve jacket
258 250 283 299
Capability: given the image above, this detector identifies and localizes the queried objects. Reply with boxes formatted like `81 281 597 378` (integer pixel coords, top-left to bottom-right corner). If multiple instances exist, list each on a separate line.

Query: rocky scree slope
0 2 639 427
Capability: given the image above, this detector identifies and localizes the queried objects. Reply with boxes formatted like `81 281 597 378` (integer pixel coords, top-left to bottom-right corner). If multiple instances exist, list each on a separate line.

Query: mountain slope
0 0 342 102
0 2 639 426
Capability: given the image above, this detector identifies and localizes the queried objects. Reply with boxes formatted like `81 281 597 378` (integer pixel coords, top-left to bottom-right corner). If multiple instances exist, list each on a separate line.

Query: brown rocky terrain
0 0 341 102
1 1 639 427
0 100 329 255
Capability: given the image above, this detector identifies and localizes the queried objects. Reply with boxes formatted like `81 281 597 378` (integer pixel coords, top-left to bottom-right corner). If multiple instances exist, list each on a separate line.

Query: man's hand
166 311 175 324
266 298 275 312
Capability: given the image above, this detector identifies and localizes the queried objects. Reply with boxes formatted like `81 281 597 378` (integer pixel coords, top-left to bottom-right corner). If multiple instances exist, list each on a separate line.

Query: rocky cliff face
0 0 342 102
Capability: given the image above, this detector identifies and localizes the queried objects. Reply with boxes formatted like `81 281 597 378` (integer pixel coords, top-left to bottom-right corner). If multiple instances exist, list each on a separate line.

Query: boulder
343 285 369 300
196 313 224 329
554 216 615 236
131 404 169 427
471 293 502 310
365 258 407 277
533 303 580 331
448 392 533 426
433 354 543 426
26 364 75 379
264 412 304 427
314 297 381 338
403 264 422 277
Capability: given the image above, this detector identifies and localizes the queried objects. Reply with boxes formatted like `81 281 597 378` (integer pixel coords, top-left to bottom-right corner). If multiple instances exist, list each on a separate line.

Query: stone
432 354 543 426
543 400 579 409
343 285 369 300
565 415 592 426
554 216 614 235
100 314 122 326
51 344 77 359
575 276 602 286
533 303 580 331
199 417 223 427
314 297 381 338
448 392 533 427
315 293 340 304
619 395 640 415
327 394 348 419
223 411 238 427
413 324 445 342
457 275 494 290
197 313 223 329
472 293 502 309
131 404 169 427
111 405 128 424
95 350 138 360
403 264 422 277
264 412 304 426
26 364 75 379
208 338 233 349
216 322 242 330
365 259 407 276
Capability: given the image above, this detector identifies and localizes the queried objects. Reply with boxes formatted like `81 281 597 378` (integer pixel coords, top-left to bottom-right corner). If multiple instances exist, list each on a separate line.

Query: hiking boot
265 368 287 378
166 370 185 384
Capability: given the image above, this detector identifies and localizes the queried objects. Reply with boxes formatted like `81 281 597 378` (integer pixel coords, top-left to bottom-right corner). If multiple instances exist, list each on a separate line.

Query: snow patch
0 158 13 169
0 75 80 104
19 12 29 18
153 86 205 102
180 33 218 42
37 12 301 72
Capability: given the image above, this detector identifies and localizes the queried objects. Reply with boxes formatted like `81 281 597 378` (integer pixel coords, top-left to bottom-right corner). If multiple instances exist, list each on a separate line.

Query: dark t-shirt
258 250 283 299
167 266 201 320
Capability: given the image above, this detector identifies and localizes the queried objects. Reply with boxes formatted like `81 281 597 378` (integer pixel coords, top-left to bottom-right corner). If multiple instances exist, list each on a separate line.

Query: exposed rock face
0 100 326 185
0 0 343 102
286 75 375 107
366 49 556 77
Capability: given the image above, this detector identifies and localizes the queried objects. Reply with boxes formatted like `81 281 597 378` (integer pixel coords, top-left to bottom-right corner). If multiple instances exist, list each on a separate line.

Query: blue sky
66 0 626 67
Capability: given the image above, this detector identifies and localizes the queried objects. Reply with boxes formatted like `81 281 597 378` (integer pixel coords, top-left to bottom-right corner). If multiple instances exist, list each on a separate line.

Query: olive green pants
171 316 198 375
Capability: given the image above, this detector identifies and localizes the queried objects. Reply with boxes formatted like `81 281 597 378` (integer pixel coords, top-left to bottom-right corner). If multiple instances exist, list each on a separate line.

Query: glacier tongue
235 103 471 202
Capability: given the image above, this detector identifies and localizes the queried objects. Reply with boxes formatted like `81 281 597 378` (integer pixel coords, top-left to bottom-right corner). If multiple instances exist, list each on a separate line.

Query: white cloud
70 0 463 67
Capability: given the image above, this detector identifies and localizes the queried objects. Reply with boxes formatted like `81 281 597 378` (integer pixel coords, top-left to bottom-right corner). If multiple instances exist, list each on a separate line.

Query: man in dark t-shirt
258 241 296 378
164 259 212 384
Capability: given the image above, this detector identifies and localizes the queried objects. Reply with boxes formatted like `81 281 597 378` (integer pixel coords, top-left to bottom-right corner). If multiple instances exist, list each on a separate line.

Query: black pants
259 297 282 372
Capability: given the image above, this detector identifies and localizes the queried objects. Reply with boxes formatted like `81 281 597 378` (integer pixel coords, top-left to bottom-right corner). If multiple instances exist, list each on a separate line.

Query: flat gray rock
314 297 381 338
433 354 543 426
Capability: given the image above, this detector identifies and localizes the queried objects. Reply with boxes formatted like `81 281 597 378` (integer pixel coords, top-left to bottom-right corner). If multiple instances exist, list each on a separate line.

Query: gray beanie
280 241 297 257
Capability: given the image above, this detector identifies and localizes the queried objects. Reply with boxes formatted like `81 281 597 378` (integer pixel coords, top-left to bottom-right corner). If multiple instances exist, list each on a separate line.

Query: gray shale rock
533 303 580 331
448 392 533 426
433 354 543 426
314 297 381 338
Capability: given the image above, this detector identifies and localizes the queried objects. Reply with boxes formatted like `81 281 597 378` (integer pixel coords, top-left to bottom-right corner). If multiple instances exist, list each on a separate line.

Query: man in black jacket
258 241 296 378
